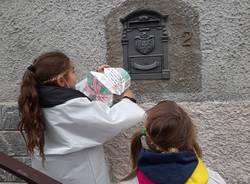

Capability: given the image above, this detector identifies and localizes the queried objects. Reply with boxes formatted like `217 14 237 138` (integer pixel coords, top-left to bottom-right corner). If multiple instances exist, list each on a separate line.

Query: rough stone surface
0 0 250 184
0 0 250 102
105 0 202 95
0 131 26 156
0 101 249 183
105 0 250 103
104 101 250 184
0 0 126 102
0 103 19 130
0 103 28 183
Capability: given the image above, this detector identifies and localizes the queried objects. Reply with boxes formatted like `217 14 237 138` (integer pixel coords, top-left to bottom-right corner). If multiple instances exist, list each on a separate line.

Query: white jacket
32 82 145 184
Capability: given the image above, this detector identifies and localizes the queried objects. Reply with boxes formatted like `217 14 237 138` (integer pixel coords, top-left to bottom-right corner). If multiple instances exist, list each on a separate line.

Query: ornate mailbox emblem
121 10 170 80
135 32 155 55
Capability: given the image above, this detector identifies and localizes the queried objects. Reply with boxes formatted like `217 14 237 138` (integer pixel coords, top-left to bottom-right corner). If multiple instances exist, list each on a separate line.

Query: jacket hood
136 149 208 184
38 85 90 108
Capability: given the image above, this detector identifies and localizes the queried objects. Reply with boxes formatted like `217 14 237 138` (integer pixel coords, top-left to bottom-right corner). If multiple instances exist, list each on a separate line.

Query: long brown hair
123 100 202 180
18 51 72 161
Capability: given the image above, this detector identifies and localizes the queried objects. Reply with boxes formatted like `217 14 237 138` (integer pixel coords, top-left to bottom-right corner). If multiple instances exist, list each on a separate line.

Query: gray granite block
0 132 27 156
0 104 19 131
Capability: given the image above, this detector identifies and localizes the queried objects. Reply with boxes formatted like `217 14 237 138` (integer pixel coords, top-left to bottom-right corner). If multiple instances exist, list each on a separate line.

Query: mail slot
129 55 162 74
121 9 170 80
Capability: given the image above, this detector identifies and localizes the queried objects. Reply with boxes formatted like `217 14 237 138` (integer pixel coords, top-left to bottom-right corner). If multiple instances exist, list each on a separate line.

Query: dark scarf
38 85 90 108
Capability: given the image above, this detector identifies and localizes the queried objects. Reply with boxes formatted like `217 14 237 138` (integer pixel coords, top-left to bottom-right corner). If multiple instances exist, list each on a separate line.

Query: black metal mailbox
121 10 170 80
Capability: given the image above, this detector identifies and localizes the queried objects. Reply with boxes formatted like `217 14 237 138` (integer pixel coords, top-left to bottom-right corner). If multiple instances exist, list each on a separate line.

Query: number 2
182 32 193 47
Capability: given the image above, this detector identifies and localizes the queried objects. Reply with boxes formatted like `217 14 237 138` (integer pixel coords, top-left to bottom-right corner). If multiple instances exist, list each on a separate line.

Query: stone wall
105 101 250 184
0 0 250 183
0 103 28 183
0 102 249 183
0 0 249 102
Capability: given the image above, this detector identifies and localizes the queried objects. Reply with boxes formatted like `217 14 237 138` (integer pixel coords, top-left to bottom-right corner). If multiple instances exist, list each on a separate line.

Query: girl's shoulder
207 168 226 184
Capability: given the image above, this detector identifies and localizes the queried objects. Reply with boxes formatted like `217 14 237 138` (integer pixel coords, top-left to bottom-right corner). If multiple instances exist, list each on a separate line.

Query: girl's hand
96 64 110 73
122 89 135 98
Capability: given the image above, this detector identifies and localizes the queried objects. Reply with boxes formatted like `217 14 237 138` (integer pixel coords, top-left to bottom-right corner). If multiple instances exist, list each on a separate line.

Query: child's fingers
96 64 110 72
122 89 134 98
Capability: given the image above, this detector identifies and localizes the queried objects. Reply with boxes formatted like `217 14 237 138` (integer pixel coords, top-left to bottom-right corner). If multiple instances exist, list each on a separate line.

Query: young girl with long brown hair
121 100 226 184
18 51 145 184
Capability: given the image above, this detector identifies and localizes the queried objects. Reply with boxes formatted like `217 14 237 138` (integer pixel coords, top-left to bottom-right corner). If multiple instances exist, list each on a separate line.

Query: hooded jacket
121 149 226 184
31 80 145 184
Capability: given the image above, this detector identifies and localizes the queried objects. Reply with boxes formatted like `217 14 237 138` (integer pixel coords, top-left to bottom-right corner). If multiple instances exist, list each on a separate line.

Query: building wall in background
0 0 249 102
0 0 249 183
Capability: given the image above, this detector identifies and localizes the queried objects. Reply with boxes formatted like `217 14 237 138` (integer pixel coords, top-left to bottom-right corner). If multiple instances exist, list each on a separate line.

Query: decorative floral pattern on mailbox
121 10 170 80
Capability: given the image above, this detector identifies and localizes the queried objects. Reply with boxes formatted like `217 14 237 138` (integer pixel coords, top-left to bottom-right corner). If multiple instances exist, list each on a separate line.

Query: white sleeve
207 168 227 184
43 97 145 154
